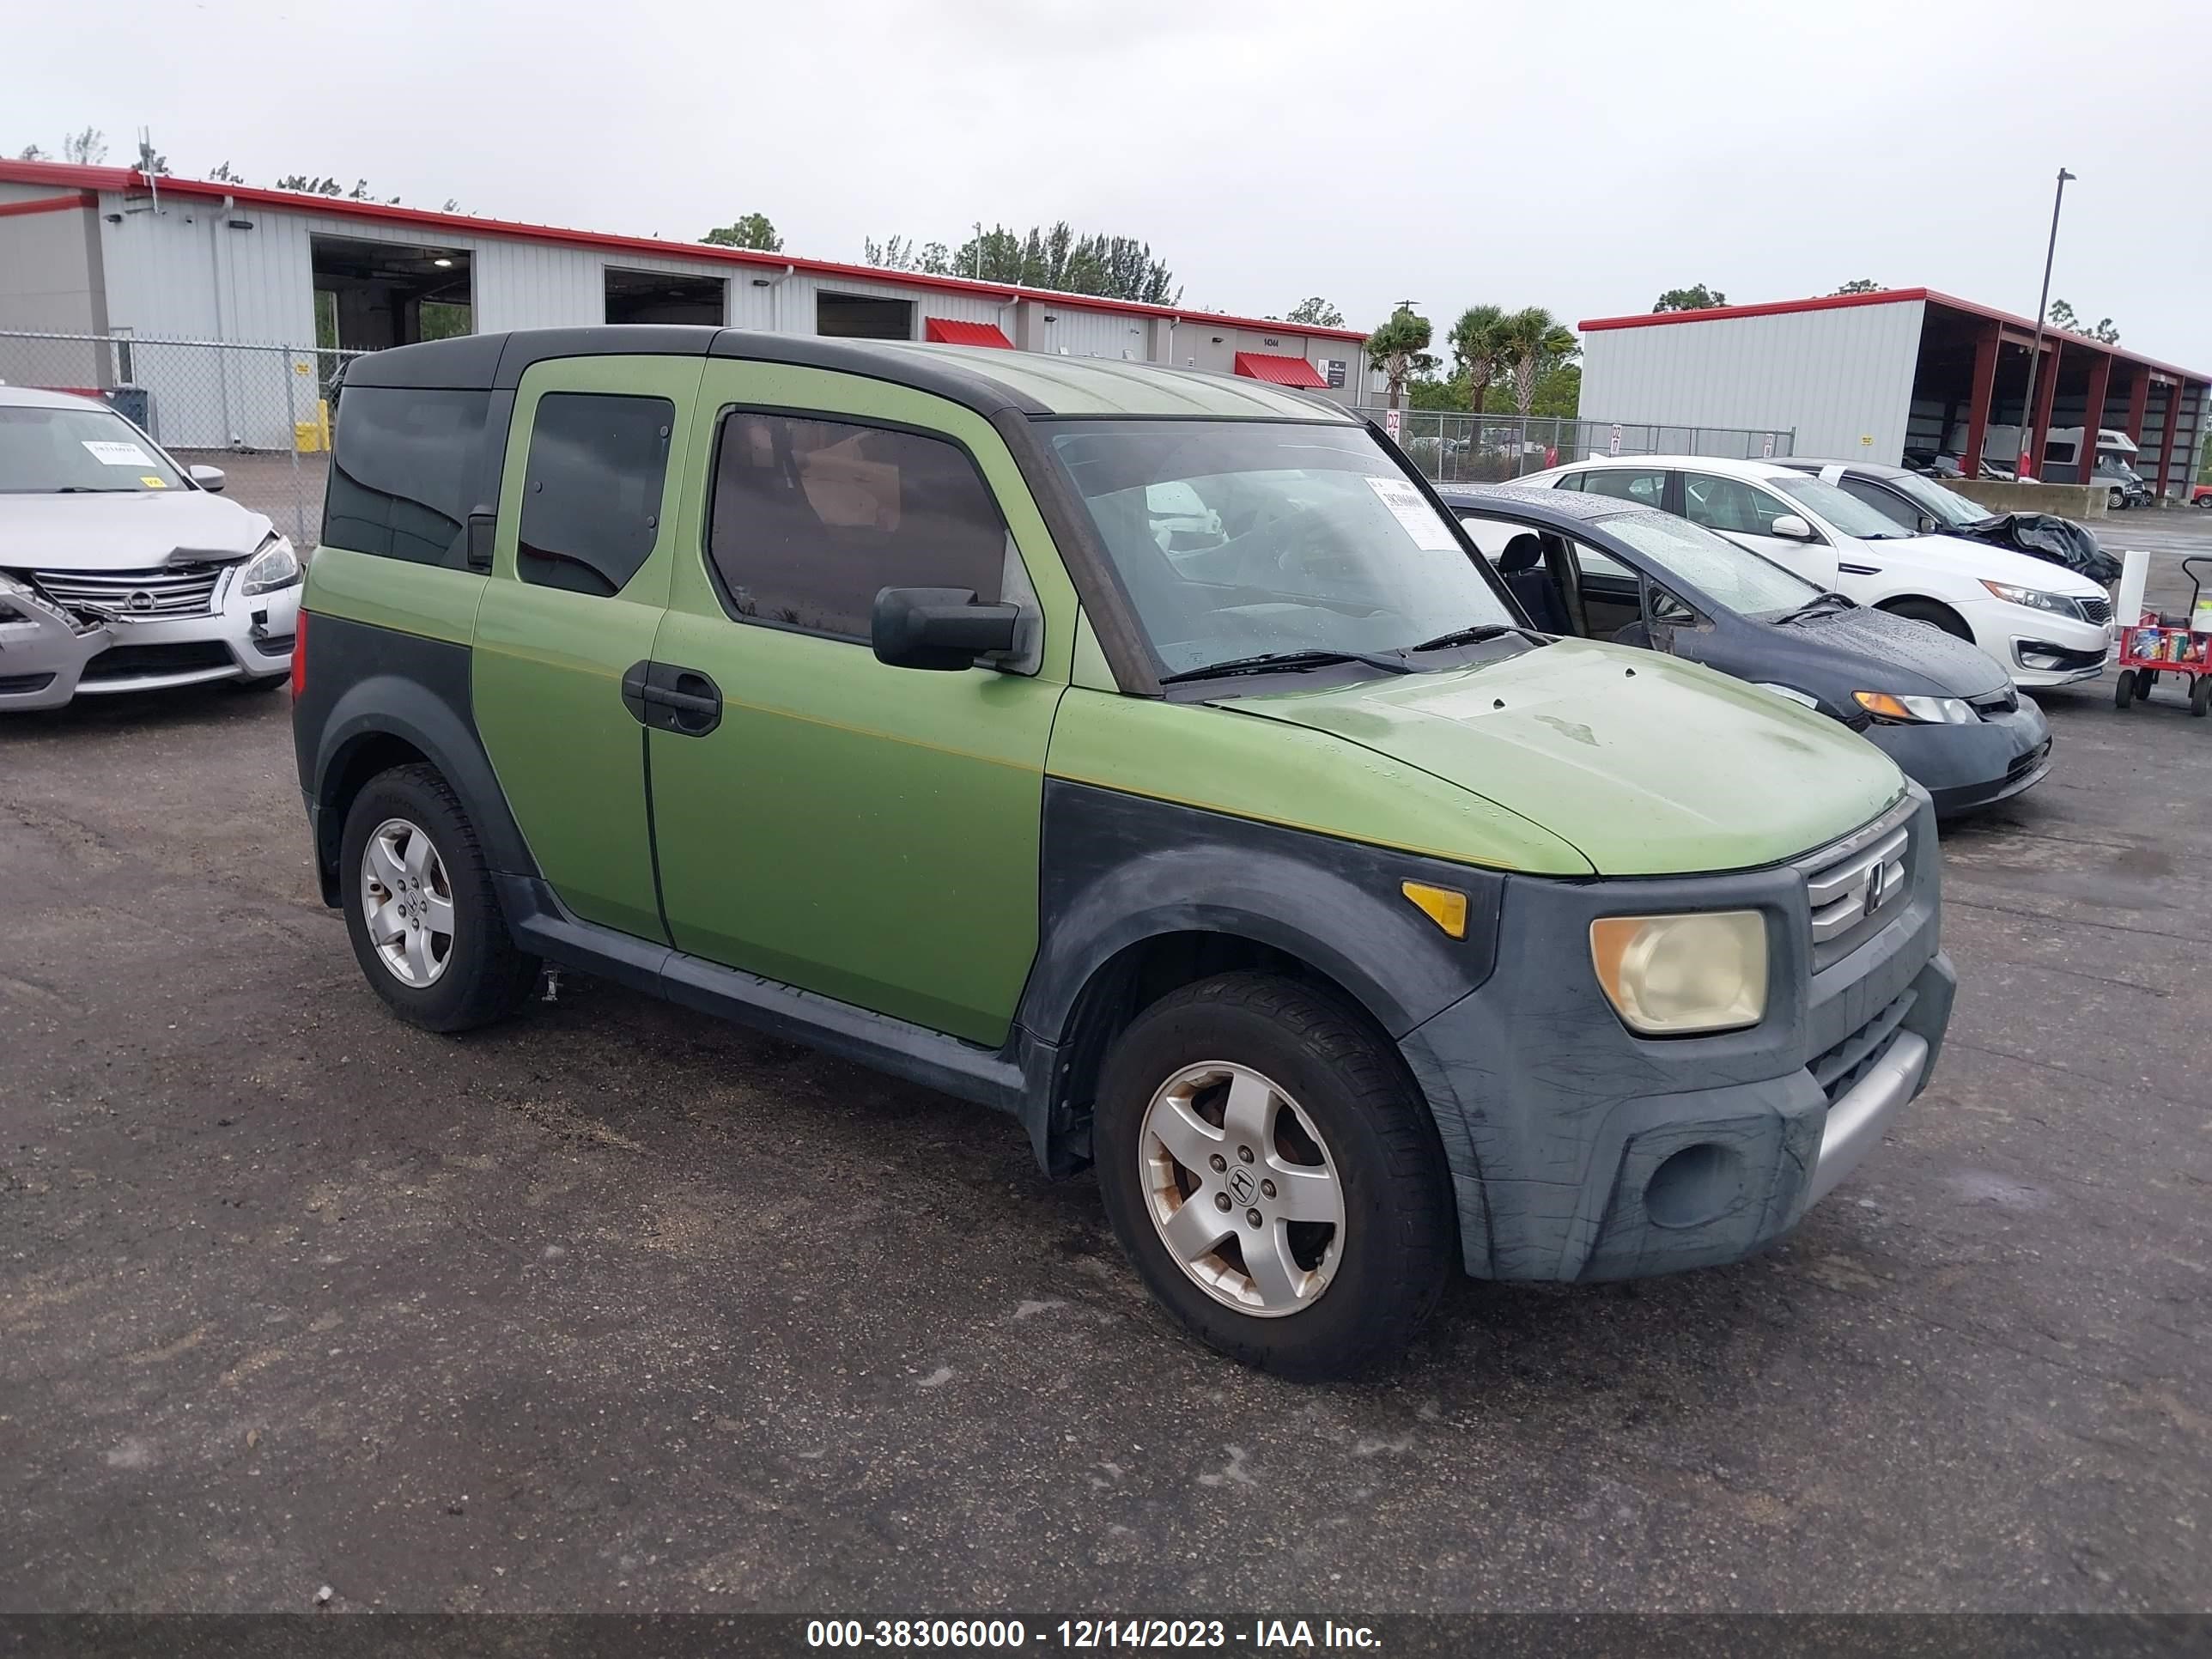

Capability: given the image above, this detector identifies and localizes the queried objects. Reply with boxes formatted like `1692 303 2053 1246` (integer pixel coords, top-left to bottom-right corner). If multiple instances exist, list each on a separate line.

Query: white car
1515 455 2112 689
0 385 301 709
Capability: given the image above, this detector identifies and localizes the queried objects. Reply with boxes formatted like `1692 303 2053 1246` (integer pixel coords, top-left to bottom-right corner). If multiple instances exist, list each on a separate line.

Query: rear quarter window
323 387 494 566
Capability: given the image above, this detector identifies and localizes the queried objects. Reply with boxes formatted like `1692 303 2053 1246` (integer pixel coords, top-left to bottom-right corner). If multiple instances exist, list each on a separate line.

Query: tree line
1362 303 1582 418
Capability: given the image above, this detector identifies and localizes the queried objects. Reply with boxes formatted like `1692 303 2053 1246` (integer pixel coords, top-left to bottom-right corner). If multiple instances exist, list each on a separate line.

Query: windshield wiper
1402 622 1526 653
1161 647 1415 684
1774 591 1856 626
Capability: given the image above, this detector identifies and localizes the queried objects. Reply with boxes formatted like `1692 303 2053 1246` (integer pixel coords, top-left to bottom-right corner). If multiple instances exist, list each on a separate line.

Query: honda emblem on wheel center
1225 1166 1257 1206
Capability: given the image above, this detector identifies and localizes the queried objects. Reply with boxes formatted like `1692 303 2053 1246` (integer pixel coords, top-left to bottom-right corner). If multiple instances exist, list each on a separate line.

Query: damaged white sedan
0 385 301 710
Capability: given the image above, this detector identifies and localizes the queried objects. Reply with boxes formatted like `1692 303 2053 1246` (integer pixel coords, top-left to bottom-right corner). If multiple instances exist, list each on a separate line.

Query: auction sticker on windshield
82 441 156 467
1364 476 1458 550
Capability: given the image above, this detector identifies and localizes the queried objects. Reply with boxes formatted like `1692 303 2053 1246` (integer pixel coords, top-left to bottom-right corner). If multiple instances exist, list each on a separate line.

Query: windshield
1043 420 1515 677
1882 470 1991 529
1601 512 1822 616
1771 474 1910 540
0 403 186 494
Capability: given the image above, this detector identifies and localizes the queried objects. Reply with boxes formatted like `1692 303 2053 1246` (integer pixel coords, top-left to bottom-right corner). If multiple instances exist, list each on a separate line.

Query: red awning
925 318 1012 348
1233 351 1328 388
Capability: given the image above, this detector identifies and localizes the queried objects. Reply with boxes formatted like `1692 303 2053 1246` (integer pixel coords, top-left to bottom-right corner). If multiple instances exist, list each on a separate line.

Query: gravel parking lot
3 524 2209 1613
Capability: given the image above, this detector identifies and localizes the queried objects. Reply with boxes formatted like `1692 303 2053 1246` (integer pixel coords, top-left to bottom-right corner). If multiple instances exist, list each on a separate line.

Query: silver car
0 385 302 710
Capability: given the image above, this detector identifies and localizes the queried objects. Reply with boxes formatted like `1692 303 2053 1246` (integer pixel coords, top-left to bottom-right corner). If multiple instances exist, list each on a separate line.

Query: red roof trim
1579 285 2208 384
0 158 1370 343
924 318 1013 349
0 190 97 220
1233 350 1328 388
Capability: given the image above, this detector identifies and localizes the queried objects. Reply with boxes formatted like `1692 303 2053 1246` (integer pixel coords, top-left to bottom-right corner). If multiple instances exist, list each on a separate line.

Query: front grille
1796 795 1917 971
1969 687 2018 717
32 563 226 619
80 641 234 681
2007 737 2053 783
1812 988 1917 1105
2077 596 2112 627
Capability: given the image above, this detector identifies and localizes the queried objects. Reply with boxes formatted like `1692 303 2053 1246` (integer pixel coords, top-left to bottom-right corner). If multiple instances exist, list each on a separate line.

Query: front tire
339 763 538 1032
1093 974 1456 1379
2115 669 2136 709
1881 597 1974 641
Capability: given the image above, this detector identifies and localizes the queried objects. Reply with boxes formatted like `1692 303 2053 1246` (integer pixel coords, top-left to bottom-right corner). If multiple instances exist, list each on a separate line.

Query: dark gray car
1441 485 2053 817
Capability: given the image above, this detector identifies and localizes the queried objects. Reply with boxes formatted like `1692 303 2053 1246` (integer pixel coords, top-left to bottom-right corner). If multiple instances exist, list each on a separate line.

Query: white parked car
0 385 301 709
1514 455 2112 689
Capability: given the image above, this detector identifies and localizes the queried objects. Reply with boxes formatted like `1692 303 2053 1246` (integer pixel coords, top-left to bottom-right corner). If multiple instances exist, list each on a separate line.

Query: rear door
471 355 706 941
643 361 1073 1046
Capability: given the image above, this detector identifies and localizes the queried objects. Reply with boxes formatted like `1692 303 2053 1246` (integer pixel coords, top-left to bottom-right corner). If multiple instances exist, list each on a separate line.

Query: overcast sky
15 0 2212 367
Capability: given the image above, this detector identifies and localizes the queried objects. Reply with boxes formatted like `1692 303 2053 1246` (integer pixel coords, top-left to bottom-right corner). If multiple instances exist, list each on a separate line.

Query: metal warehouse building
1577 288 2209 501
0 158 1370 449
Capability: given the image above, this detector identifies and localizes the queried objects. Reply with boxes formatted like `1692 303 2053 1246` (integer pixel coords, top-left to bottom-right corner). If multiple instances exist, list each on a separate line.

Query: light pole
2018 167 2075 477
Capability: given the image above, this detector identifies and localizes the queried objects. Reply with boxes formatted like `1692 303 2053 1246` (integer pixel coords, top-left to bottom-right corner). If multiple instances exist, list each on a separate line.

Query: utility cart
2115 556 2212 716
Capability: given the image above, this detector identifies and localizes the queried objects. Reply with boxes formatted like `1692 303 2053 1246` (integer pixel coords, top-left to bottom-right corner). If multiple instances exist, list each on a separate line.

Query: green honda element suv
293 326 1954 1377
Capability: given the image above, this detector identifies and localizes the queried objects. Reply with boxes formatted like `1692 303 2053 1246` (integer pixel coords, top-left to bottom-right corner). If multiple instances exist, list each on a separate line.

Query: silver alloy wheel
1138 1060 1346 1317
360 817 455 988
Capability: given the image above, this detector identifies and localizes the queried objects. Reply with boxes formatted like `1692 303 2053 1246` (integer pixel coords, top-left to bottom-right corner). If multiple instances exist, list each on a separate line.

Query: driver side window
1680 473 1793 537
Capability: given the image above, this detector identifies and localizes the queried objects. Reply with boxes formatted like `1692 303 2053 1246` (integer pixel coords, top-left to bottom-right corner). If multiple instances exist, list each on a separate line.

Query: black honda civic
1438 484 2052 816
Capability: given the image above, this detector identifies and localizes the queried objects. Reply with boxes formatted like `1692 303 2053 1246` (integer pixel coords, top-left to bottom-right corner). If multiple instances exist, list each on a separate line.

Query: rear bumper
1400 788 1953 1283
0 567 295 708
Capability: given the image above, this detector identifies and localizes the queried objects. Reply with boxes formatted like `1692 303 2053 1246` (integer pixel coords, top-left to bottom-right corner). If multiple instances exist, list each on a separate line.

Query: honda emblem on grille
1865 860 1890 912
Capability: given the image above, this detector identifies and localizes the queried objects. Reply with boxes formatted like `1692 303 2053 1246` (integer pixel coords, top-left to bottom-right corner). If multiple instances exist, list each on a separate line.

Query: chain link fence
0 330 366 545
1363 410 1796 485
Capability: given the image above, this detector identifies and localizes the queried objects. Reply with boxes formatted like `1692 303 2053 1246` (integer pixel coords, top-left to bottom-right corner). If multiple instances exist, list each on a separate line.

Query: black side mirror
872 586 1019 671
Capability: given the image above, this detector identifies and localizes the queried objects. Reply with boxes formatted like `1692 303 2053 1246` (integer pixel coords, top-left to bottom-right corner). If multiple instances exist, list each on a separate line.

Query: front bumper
1401 787 1954 1283
0 565 297 709
0 592 112 712
1863 698 2051 817
1961 599 2114 688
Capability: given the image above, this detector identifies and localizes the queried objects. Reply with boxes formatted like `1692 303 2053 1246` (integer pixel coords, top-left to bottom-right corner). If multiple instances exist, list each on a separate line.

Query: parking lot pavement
3 662 2209 1615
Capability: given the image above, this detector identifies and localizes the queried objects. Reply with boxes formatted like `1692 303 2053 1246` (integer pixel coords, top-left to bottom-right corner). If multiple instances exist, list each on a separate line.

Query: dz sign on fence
1607 423 1621 456
1384 408 1402 441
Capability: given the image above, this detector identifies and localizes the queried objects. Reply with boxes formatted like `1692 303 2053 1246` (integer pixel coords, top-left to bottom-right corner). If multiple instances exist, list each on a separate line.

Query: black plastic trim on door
620 660 722 737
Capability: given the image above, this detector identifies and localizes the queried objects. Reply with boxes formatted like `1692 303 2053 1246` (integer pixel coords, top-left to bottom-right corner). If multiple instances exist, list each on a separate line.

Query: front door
1674 471 1841 589
644 361 1073 1046
471 355 705 941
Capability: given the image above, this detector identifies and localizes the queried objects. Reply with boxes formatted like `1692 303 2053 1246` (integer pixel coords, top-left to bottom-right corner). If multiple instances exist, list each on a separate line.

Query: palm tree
1449 305 1510 415
1498 307 1580 416
1363 306 1435 410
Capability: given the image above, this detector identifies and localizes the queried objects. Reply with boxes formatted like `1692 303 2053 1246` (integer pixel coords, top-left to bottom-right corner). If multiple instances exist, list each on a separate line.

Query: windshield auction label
82 440 156 467
1363 475 1458 551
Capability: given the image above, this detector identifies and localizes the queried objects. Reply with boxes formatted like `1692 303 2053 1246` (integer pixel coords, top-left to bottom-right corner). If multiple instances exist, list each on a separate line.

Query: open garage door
311 234 471 355
605 267 727 325
817 292 914 340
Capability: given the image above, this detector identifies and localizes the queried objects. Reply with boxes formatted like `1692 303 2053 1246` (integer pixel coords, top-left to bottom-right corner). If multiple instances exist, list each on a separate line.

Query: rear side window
323 387 491 565
518 392 674 596
1553 471 1587 492
1581 469 1667 508
705 410 1006 640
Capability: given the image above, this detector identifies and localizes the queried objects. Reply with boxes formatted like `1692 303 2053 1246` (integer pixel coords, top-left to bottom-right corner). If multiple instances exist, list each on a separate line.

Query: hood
1766 604 2012 700
0 490 276 571
1870 531 2106 598
1224 639 1904 876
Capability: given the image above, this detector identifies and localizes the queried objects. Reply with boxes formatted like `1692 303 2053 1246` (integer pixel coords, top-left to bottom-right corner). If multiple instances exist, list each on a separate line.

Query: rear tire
1881 597 1974 641
339 763 538 1033
1093 973 1456 1380
2115 669 2136 709
2193 677 2211 719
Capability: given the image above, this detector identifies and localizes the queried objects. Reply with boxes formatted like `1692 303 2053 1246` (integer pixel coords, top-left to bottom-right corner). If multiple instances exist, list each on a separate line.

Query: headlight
239 536 301 597
1979 580 2081 619
1854 690 1975 725
1589 911 1768 1036
1753 683 1820 710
